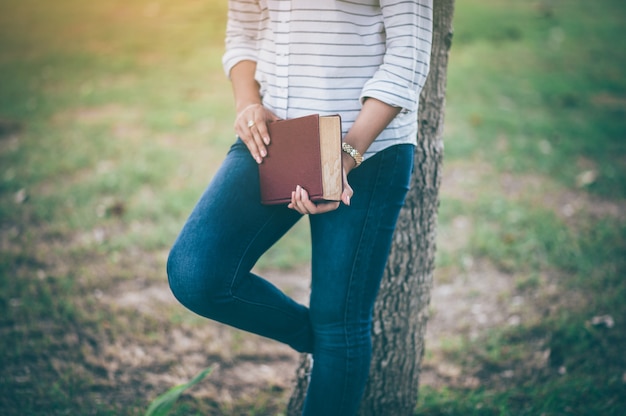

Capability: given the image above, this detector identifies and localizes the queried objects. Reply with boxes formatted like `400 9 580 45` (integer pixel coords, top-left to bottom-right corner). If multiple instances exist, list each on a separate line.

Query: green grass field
1 0 624 414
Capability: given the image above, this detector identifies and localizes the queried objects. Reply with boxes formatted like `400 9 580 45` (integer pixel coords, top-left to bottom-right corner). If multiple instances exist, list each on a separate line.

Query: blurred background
1 0 624 414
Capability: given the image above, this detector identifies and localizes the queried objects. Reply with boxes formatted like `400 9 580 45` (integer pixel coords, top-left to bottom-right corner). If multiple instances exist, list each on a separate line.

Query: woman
167 1 433 414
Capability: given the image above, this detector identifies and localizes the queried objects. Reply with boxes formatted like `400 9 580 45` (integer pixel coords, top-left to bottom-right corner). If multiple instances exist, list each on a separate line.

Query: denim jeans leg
167 139 314 352
302 144 414 416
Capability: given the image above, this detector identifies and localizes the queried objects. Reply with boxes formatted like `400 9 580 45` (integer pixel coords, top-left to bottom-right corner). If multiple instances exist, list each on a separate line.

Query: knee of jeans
167 244 219 311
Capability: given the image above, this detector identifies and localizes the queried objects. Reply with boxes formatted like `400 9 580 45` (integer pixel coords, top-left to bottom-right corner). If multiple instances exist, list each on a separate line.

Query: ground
83 161 623 412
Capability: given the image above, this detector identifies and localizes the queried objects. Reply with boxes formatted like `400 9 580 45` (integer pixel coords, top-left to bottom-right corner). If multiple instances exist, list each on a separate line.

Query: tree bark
288 1 455 414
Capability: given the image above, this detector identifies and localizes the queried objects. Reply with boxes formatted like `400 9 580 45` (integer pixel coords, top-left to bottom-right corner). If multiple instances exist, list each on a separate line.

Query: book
259 113 343 205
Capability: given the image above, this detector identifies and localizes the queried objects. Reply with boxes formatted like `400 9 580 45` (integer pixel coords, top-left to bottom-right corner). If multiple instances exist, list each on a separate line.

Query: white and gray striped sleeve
360 0 433 111
222 0 262 77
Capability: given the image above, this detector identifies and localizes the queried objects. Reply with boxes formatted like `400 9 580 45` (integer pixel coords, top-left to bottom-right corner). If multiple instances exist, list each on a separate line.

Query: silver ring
247 120 255 128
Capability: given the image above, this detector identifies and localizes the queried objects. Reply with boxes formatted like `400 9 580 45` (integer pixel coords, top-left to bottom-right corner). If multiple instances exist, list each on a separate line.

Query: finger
239 129 263 164
243 110 267 159
289 186 341 214
240 105 280 156
288 190 301 211
259 109 281 145
341 173 354 206
254 120 271 146
341 191 351 206
249 122 268 158
299 188 320 213
294 186 311 214
289 185 310 215
235 116 265 164
244 105 272 151
342 183 353 206
299 186 339 215
288 191 296 210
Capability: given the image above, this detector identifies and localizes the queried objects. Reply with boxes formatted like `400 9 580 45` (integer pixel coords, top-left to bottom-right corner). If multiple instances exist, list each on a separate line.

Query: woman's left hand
288 168 353 215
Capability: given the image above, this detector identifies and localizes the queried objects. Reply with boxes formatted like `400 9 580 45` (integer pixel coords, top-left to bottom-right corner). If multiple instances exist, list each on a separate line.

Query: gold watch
342 142 363 168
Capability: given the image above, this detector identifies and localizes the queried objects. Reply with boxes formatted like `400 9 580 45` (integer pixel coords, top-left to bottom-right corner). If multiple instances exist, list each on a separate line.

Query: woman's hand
235 103 280 164
288 167 354 215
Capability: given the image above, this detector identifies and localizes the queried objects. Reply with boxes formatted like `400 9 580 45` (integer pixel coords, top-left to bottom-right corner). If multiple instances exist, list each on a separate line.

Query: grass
419 0 626 414
444 0 626 197
0 0 624 414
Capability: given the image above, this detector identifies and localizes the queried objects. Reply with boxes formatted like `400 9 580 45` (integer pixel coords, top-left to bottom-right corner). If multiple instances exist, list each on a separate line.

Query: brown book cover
259 114 343 205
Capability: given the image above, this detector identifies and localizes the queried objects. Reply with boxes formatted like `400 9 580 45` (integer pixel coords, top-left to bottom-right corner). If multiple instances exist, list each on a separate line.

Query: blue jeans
167 139 414 416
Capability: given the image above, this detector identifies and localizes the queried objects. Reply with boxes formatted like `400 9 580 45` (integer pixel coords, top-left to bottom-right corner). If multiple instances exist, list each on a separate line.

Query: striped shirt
222 0 433 159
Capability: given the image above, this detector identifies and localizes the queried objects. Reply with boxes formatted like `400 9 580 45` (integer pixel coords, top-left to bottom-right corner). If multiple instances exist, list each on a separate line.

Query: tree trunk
288 1 455 414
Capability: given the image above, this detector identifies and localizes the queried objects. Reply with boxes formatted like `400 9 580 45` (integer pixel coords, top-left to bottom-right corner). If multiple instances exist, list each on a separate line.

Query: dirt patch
93 267 309 407
441 159 626 224
92 258 534 405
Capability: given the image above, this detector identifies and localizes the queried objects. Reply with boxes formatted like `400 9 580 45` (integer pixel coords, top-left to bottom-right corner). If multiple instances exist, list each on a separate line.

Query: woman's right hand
234 103 280 164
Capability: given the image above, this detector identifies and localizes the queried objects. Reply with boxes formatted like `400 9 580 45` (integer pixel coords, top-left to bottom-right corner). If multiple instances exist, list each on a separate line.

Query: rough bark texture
288 1 455 414
286 352 311 415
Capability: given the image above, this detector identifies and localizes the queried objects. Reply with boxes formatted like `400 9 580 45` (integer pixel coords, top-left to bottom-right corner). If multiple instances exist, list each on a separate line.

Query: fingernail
256 156 262 164
263 136 270 145
260 148 267 157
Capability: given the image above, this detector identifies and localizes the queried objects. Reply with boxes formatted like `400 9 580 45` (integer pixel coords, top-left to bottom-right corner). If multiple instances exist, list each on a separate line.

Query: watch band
342 142 363 168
